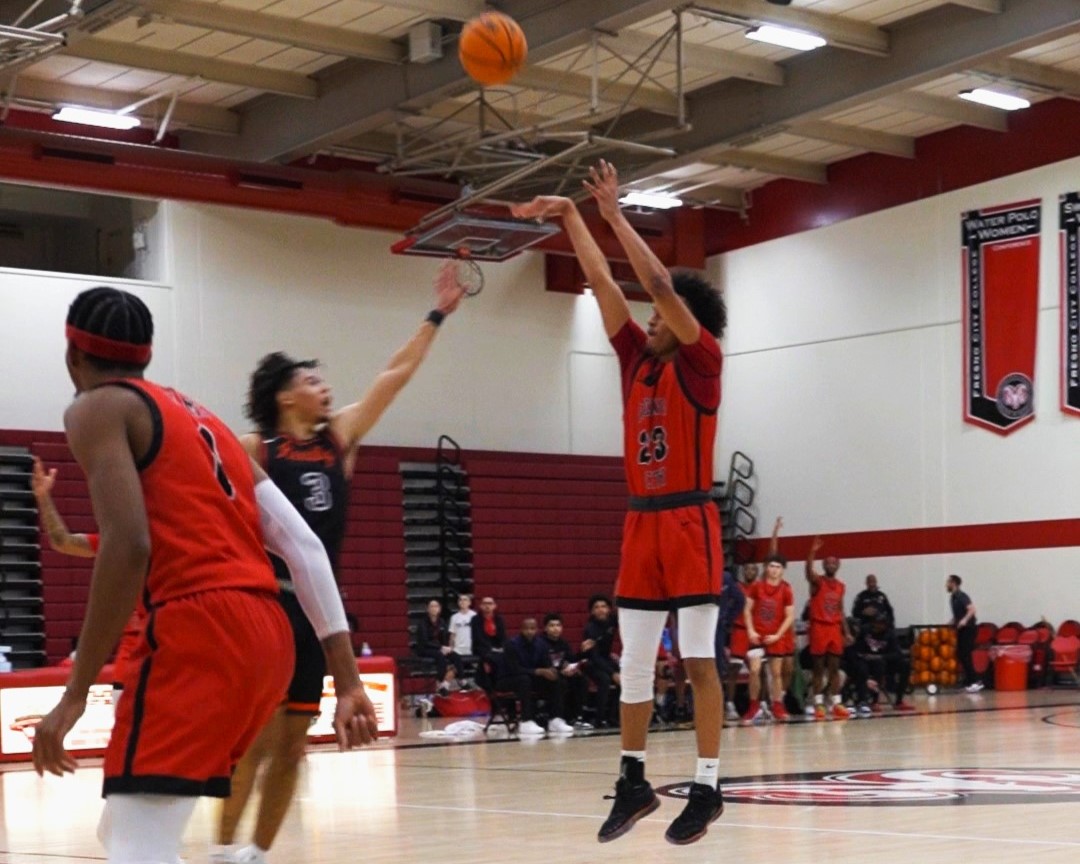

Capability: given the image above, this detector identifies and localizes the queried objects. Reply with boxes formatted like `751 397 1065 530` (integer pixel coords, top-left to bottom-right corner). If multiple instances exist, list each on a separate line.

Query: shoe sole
597 796 660 843
664 803 724 846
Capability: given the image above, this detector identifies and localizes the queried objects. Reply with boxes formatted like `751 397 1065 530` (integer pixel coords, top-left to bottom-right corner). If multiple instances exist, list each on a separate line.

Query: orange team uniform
86 533 143 687
727 581 750 659
101 379 293 798
611 320 723 610
747 580 795 657
809 577 846 657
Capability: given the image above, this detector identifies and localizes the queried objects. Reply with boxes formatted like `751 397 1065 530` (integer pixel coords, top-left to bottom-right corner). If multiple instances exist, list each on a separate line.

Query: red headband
66 325 152 365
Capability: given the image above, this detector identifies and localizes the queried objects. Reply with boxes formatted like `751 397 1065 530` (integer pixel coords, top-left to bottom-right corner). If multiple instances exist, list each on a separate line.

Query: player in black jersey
214 262 467 864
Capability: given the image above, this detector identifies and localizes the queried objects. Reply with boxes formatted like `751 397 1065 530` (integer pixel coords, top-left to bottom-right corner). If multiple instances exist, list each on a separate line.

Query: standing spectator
723 563 757 722
449 594 477 658
806 537 853 720
852 574 895 627
471 597 541 733
416 599 464 696
581 594 620 729
540 613 591 729
508 618 574 734
947 575 982 692
715 568 746 724
743 554 796 723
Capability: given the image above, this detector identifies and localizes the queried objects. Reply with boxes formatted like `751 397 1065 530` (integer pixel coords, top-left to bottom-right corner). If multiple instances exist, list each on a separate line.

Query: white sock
621 749 646 761
814 694 824 705
831 694 842 705
694 757 719 789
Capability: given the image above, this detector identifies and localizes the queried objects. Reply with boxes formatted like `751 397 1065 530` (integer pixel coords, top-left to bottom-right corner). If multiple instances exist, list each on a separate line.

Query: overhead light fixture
958 88 1030 112
620 191 684 210
746 24 826 51
53 106 142 130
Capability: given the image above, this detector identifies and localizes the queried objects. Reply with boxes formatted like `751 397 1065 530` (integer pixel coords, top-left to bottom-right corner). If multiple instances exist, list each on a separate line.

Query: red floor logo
657 769 1080 806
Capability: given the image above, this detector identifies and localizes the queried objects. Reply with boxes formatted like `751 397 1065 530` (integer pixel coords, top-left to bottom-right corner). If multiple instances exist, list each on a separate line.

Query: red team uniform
747 580 795 656
728 581 750 659
809 578 846 657
611 320 723 608
102 380 293 797
85 533 143 687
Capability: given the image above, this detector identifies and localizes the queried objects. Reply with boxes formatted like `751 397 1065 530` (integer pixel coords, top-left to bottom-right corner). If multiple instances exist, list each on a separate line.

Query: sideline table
0 656 397 763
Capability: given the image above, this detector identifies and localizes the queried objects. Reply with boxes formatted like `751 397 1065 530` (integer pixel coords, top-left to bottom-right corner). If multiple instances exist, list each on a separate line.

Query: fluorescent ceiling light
958 88 1030 111
620 191 683 210
746 24 826 51
53 106 141 130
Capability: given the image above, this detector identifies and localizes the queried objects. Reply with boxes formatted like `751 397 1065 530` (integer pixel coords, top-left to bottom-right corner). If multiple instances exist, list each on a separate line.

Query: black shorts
280 590 326 715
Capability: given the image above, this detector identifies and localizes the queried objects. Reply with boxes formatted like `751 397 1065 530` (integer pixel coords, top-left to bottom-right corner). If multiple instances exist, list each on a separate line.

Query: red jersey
810 577 845 624
747 579 794 636
730 581 749 631
108 379 277 605
612 321 722 497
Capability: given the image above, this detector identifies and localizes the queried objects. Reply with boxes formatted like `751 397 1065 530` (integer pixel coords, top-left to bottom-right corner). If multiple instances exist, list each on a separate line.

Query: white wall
711 154 1080 627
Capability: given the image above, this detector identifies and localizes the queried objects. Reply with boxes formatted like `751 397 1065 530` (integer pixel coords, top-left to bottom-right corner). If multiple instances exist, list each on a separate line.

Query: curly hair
672 271 727 339
245 352 318 436
66 286 154 374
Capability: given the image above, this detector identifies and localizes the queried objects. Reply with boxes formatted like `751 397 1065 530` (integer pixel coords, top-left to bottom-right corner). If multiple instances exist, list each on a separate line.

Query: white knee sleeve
677 604 719 659
618 608 668 704
102 795 197 864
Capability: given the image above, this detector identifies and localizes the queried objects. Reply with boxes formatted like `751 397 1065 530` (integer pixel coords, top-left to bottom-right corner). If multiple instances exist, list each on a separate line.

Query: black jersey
261 430 349 581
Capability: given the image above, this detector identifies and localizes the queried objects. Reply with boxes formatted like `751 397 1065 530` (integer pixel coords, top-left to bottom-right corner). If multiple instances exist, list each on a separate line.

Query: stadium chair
1049 636 1080 687
1057 620 1080 639
994 625 1021 645
1018 629 1048 687
974 622 997 646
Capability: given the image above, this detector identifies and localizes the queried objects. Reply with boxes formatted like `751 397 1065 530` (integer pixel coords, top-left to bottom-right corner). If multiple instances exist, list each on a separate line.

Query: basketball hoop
454 248 484 297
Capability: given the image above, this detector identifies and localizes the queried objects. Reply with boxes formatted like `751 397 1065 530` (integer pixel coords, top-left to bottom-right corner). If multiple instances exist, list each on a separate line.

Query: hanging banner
962 199 1041 435
1060 193 1080 416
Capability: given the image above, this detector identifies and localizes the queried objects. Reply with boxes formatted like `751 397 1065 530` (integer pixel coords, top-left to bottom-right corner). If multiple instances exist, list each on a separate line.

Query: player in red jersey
31 458 142 706
31 287 378 864
514 160 727 846
743 552 796 723
806 536 853 720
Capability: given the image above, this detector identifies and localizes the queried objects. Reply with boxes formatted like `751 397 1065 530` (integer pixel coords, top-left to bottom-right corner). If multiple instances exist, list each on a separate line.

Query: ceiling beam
514 66 680 115
883 90 1008 131
978 56 1080 96
707 149 827 183
672 181 746 210
386 0 485 19
603 29 784 86
689 0 890 56
948 0 1003 11
619 0 1075 181
0 74 238 134
180 0 680 162
64 38 318 99
133 0 405 63
789 119 916 158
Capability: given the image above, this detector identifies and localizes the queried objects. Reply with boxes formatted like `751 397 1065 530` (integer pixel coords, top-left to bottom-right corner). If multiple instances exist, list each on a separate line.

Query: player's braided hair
66 286 154 373
672 272 727 338
245 352 318 436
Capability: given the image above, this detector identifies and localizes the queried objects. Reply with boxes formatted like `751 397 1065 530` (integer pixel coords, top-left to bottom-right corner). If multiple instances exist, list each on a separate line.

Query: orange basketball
930 656 942 672
947 657 957 672
918 630 932 646
458 12 528 86
929 629 941 646
940 643 954 660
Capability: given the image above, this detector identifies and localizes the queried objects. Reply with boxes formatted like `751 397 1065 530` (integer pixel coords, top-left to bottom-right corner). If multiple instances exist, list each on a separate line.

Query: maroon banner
1060 192 1080 416
962 199 1040 435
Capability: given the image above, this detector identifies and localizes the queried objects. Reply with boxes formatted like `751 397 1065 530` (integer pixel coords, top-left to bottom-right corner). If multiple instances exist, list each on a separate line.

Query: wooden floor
4 689 1080 863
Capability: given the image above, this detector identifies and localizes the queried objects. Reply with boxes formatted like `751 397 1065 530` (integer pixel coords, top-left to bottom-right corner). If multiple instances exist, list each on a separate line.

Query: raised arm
584 160 700 345
511 195 630 338
330 261 465 456
32 458 95 558
768 516 783 558
806 535 824 588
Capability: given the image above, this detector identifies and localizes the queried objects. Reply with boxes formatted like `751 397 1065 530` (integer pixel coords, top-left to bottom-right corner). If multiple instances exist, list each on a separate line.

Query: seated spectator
581 594 620 728
471 596 542 735
509 617 574 734
852 574 895 626
847 613 913 714
540 613 592 729
449 593 477 659
416 599 465 696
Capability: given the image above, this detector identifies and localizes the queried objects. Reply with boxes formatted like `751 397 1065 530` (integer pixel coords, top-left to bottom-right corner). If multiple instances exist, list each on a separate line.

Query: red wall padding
0 431 626 664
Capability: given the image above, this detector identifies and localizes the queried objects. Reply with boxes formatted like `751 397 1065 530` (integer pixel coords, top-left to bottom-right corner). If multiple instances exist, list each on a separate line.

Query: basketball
458 12 527 86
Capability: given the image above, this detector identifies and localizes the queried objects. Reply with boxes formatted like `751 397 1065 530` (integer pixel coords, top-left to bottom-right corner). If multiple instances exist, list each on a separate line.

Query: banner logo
962 200 1041 434
1060 192 1080 416
657 768 1080 806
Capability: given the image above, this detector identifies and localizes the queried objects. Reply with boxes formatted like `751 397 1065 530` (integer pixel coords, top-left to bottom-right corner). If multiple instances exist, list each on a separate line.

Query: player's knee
619 663 655 703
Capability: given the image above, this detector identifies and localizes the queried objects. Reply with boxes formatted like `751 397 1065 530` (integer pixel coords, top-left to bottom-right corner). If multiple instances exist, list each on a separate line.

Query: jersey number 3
637 426 669 464
300 472 333 512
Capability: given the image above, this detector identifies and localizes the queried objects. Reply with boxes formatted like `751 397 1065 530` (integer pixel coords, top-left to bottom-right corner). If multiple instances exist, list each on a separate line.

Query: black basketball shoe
597 777 660 843
664 782 724 845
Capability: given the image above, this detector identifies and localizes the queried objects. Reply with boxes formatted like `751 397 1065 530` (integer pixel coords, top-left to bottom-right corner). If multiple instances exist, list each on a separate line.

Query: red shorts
767 631 795 658
728 627 749 660
104 589 292 798
616 504 722 609
112 612 145 686
810 621 845 656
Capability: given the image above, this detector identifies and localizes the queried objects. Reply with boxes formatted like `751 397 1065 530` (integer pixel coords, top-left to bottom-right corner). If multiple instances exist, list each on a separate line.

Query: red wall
1 431 625 665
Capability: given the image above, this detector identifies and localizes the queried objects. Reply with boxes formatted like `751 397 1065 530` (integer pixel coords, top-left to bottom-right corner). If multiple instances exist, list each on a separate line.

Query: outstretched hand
332 682 380 751
510 195 573 221
31 457 56 499
434 260 467 315
582 159 621 222
810 535 824 554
